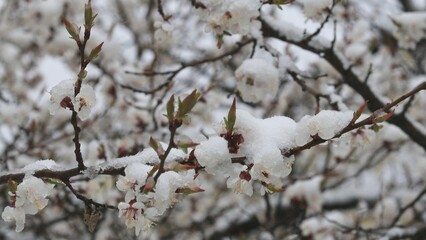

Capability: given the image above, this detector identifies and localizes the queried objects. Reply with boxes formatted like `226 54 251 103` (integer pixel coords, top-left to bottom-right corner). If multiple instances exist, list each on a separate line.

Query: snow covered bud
235 58 279 103
295 110 353 146
194 136 234 177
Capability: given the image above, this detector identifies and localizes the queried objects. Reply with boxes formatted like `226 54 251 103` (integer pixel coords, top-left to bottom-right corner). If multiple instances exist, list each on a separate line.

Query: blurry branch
324 143 393 190
390 185 426 227
121 38 256 94
288 70 339 113
206 196 381 240
399 0 416 11
301 1 336 45
157 0 169 21
64 181 116 210
261 19 426 152
115 0 148 58
190 0 206 9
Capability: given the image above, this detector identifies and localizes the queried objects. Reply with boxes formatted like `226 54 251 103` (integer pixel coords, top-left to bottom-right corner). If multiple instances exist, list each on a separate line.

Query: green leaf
370 124 383 132
62 17 80 42
175 186 205 195
166 95 175 122
352 100 368 122
181 115 191 125
87 42 104 62
7 179 17 194
225 97 237 132
149 136 164 156
84 3 93 28
176 90 201 119
375 111 394 123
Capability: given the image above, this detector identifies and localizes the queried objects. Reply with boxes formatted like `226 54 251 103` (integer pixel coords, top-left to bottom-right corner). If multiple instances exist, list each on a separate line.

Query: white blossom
118 201 150 236
392 12 426 49
49 80 96 121
235 58 279 103
227 173 254 197
49 79 74 116
73 84 96 121
116 163 153 201
1 177 54 232
15 177 54 211
1 206 26 232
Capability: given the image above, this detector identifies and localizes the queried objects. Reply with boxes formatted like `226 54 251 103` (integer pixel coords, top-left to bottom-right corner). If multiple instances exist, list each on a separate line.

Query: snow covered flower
295 110 353 146
235 58 279 103
301 0 333 22
154 171 182 214
392 12 426 49
194 136 233 177
250 147 293 182
49 80 96 120
212 110 298 195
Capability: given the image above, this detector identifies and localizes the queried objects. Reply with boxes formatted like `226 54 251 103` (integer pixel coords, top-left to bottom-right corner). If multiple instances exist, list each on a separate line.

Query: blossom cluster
196 109 296 196
49 79 96 121
194 108 364 197
197 0 262 36
1 177 54 232
116 162 196 236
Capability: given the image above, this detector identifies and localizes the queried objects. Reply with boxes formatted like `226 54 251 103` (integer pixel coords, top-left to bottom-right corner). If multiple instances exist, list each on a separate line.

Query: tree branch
261 19 426 152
